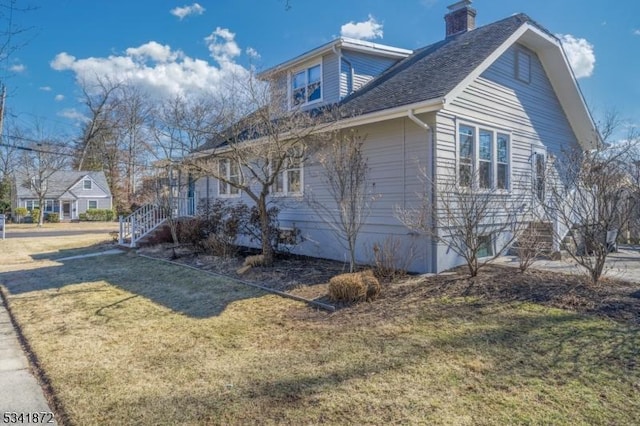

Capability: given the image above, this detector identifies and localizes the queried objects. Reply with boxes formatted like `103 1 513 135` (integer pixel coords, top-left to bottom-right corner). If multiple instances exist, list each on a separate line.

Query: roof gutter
336 97 444 129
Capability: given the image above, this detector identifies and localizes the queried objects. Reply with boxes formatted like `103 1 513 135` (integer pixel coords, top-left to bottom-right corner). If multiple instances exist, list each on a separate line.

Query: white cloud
340 15 383 40
54 94 64 101
246 47 260 60
558 34 595 79
126 41 182 63
9 63 25 73
39 86 52 92
50 28 251 102
634 29 640 36
170 3 205 20
58 108 86 122
205 27 242 63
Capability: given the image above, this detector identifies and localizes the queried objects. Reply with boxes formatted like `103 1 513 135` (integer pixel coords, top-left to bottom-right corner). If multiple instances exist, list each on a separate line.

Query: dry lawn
1 234 640 425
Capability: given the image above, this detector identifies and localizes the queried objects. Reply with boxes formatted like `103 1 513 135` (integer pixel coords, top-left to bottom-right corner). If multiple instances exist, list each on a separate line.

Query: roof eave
258 38 412 79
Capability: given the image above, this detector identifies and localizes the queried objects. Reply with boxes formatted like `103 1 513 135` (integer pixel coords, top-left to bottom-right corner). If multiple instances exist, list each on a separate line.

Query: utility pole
0 84 5 139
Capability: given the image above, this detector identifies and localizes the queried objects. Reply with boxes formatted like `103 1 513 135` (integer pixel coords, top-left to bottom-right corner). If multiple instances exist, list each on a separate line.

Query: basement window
477 234 494 258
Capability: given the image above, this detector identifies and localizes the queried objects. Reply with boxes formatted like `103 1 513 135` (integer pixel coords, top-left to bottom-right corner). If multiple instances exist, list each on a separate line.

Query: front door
63 201 71 219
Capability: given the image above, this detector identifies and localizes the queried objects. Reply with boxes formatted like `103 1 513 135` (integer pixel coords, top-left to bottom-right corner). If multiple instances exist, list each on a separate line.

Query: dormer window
291 64 321 107
83 179 92 190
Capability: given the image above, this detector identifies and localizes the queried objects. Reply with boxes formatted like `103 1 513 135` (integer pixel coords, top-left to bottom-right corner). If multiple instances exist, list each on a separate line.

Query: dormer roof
258 37 412 79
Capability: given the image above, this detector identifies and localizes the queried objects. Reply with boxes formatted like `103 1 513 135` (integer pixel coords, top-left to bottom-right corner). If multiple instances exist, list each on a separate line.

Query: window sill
272 192 304 198
290 98 323 110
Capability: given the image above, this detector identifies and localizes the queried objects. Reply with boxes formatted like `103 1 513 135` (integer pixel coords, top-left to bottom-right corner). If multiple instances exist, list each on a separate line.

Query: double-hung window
25 200 39 211
275 147 303 196
44 200 55 212
218 159 241 197
83 179 92 190
88 200 98 210
458 123 510 190
291 64 321 107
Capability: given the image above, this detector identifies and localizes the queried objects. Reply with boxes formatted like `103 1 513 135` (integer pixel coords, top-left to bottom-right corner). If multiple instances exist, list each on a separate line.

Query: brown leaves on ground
297 265 640 327
137 245 640 326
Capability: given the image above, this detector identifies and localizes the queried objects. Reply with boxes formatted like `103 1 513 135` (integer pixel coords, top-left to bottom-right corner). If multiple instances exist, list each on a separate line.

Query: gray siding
340 50 398 99
195 116 436 272
69 176 111 198
432 44 580 272
321 52 340 105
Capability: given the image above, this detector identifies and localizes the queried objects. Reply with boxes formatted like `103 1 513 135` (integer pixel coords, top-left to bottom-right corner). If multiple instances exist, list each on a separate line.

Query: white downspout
407 109 430 131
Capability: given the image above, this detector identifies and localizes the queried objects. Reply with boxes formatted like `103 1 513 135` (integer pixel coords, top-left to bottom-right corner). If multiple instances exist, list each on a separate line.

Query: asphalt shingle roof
15 170 112 199
196 13 550 152
340 13 537 116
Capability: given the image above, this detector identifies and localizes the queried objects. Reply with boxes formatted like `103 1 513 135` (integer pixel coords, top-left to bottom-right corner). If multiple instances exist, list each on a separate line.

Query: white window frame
457 122 511 191
218 159 241 198
83 179 92 190
273 148 304 197
515 48 532 84
289 62 322 109
88 200 98 210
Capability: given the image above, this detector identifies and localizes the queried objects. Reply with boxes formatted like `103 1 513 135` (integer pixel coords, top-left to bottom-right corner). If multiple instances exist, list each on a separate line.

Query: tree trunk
348 236 356 273
258 194 274 266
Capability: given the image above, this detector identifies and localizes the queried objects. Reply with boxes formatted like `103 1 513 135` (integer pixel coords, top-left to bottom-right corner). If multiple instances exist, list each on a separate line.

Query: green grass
1 235 639 425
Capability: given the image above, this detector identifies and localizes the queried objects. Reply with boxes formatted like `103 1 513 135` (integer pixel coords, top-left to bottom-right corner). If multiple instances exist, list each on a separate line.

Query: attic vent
445 0 477 38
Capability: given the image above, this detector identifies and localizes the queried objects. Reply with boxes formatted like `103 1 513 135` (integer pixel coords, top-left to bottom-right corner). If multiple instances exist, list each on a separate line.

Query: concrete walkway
0 297 57 422
499 246 640 284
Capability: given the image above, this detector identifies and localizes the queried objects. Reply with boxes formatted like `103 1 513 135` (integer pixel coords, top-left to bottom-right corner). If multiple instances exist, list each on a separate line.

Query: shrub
85 209 115 221
177 218 205 247
200 233 239 258
195 199 251 257
46 212 60 223
370 236 417 282
14 207 28 223
328 270 380 304
31 208 41 223
78 213 88 221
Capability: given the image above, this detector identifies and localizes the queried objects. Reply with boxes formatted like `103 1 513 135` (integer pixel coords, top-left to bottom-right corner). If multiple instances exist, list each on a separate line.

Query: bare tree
19 140 68 226
75 77 123 171
147 94 224 246
396 171 529 277
307 130 373 272
542 142 638 284
111 85 152 210
189 71 329 266
533 109 640 284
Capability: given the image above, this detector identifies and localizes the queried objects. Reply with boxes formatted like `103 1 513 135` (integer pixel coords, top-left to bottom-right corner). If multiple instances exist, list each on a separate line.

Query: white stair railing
118 204 167 248
118 197 196 248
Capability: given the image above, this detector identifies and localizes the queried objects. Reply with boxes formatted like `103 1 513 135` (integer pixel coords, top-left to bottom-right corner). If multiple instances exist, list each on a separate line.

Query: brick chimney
445 0 477 38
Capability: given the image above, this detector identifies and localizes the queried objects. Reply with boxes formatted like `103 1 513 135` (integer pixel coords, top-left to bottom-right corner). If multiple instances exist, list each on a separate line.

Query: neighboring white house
191 1 599 273
13 170 113 221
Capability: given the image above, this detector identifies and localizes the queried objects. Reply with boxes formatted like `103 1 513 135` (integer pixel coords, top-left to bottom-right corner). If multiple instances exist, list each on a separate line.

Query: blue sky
3 0 639 140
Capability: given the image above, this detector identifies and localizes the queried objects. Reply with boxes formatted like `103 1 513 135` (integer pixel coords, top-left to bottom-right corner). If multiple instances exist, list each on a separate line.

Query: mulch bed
136 244 640 326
